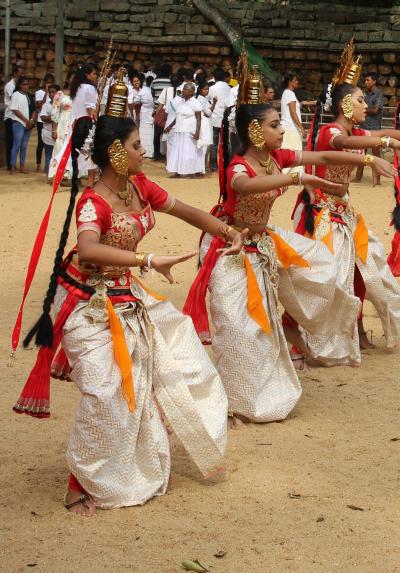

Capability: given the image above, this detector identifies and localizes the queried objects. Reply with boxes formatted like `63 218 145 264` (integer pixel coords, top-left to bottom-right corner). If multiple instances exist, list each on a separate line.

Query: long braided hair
301 82 359 235
23 120 91 348
392 101 400 231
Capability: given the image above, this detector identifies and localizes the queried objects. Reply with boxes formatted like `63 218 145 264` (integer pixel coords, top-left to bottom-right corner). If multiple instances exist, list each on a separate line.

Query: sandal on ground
64 493 92 511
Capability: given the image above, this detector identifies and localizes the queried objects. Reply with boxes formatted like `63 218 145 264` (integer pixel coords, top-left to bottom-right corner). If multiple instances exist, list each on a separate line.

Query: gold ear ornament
342 93 355 121
248 119 266 150
107 139 133 206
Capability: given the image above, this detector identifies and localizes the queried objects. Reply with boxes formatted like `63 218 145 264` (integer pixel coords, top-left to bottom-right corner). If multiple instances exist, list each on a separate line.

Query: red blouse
224 150 299 225
314 122 368 183
64 172 175 287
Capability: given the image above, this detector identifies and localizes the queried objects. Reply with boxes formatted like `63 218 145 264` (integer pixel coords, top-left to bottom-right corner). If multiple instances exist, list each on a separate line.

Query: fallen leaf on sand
288 492 301 499
181 559 209 572
347 504 365 511
316 516 324 523
390 437 400 442
213 550 227 558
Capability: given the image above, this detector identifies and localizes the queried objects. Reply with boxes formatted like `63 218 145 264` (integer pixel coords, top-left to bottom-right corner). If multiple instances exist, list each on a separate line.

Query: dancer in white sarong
292 42 400 366
183 63 396 425
14 101 246 516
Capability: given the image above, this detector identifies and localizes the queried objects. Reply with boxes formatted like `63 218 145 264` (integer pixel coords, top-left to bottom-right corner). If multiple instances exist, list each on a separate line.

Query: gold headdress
237 48 266 107
95 37 116 117
323 37 362 113
105 66 129 118
332 37 362 89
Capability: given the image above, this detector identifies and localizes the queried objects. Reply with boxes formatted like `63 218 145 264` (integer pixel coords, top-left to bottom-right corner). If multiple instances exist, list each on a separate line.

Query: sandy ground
1 137 400 573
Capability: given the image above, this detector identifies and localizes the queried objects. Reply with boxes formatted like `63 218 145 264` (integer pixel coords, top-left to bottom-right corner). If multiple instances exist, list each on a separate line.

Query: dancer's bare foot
359 330 375 349
358 319 375 349
290 352 309 371
64 489 96 517
228 412 249 429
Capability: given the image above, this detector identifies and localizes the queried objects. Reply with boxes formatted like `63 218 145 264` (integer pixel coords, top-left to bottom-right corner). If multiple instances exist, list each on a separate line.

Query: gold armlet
219 225 234 240
363 154 374 166
290 172 300 185
135 253 147 268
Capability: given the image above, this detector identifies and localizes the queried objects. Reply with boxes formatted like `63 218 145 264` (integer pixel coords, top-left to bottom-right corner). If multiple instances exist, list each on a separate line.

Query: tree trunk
191 0 278 85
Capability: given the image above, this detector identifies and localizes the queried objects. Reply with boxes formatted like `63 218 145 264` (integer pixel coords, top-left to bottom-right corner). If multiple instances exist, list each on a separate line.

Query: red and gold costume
13 60 228 508
293 122 400 365
184 151 359 422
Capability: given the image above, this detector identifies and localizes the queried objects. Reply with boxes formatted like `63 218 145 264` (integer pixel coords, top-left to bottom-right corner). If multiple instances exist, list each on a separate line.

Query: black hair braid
392 102 400 231
23 126 86 348
311 99 323 152
300 98 324 236
221 107 232 202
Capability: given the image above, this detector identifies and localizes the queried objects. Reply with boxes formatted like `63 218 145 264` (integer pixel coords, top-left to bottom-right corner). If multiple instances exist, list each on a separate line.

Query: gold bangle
135 253 147 268
363 154 375 166
290 172 300 185
380 136 390 149
220 225 234 240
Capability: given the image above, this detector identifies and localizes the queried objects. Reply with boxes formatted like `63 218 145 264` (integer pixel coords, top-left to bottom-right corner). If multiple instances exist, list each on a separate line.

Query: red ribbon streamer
11 136 72 352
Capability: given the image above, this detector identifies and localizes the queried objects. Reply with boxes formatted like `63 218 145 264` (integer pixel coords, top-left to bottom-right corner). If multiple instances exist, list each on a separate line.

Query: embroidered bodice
224 151 299 226
67 173 175 281
315 123 367 185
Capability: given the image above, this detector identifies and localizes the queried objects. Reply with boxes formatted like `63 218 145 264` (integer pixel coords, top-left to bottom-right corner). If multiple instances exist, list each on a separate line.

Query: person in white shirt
165 82 204 177
3 65 24 171
132 75 155 158
280 71 305 173
35 72 54 173
155 74 180 159
40 83 60 180
70 63 99 185
196 82 217 171
10 76 37 173
208 68 231 171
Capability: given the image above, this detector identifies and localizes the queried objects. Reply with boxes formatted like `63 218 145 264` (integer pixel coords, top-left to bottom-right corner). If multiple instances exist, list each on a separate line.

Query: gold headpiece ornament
331 37 363 89
105 66 129 118
237 48 266 107
95 37 117 118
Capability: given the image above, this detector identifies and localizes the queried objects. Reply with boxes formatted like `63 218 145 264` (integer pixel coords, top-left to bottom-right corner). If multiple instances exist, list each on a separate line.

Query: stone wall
1 1 400 104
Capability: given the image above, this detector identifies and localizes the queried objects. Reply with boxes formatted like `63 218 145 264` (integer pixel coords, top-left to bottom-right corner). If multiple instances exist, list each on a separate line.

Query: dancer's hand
301 173 341 192
218 228 249 257
151 252 197 284
371 157 397 178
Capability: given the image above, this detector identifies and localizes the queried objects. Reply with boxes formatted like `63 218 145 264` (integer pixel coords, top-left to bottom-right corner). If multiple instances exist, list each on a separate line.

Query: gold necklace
259 154 274 174
102 179 133 207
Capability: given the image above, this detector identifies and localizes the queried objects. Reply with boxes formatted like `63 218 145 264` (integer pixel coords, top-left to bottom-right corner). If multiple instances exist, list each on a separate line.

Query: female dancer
183 63 396 424
292 74 400 366
14 80 246 516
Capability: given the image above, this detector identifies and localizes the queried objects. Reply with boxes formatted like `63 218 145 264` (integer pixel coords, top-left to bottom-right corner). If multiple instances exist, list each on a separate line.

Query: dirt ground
1 137 400 573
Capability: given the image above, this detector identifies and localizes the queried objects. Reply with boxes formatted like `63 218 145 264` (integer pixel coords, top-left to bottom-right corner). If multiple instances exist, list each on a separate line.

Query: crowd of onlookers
2 60 386 182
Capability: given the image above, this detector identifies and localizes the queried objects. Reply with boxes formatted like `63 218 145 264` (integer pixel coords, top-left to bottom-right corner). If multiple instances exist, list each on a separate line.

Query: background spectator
165 82 203 177
10 76 36 174
353 72 385 186
35 72 55 173
152 64 172 161
208 67 231 171
3 65 24 171
40 83 60 181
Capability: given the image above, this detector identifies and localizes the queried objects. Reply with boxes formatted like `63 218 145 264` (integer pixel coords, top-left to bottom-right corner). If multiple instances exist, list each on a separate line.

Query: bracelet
363 154 375 166
220 225 234 240
290 172 300 185
380 136 390 149
135 253 147 268
147 253 155 269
